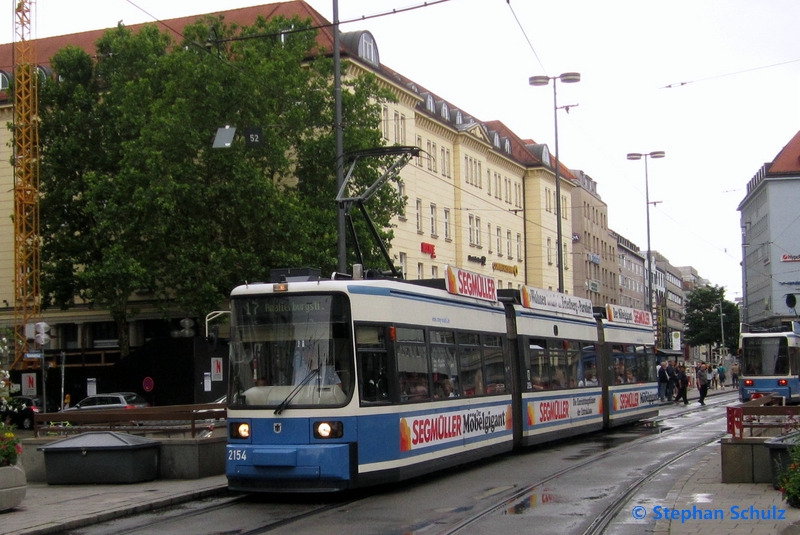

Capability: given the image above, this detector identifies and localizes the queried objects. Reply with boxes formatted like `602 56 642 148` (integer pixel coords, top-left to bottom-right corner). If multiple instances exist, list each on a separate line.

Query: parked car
62 392 150 412
1 395 55 430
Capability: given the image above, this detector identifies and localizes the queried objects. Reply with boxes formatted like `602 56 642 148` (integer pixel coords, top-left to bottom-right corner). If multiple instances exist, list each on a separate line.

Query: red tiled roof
768 130 800 174
0 1 332 73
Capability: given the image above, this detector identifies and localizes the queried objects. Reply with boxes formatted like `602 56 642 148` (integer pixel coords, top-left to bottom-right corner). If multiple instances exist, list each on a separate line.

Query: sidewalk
2 474 228 535
653 385 800 535
2 385 798 535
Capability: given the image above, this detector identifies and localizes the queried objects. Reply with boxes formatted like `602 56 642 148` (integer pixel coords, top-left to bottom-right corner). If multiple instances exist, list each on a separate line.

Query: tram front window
228 294 354 407
742 337 788 376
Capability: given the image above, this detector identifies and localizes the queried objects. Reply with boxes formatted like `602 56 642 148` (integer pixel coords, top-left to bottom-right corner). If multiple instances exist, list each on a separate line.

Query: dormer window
0 72 9 91
426 95 435 112
358 33 378 65
504 139 511 153
455 111 463 125
493 133 500 147
441 102 449 120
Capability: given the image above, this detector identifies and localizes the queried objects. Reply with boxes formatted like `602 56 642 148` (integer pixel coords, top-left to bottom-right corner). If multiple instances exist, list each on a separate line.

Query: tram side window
483 335 507 394
775 340 790 375
458 333 484 396
431 330 459 398
397 328 431 402
356 326 389 404
634 346 656 382
574 344 596 387
547 342 568 390
527 339 549 391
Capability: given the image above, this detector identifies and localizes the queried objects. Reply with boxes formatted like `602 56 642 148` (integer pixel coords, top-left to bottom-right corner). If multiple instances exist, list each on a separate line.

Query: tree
37 16 399 356
683 285 740 355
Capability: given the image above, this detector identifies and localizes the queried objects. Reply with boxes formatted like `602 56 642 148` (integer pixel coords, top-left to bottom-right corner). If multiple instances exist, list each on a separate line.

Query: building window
440 146 446 176
487 169 492 196
417 262 424 280
426 95 435 112
445 149 451 177
430 204 437 237
431 265 439 279
431 143 437 172
393 111 400 144
507 230 512 258
416 199 423 233
441 102 449 120
547 238 553 264
382 106 389 140
358 33 378 65
397 182 406 218
400 114 406 145
468 214 475 245
516 233 522 260
496 226 502 255
416 135 423 166
427 140 433 170
487 223 493 253
399 252 407 279
475 217 481 247
444 209 451 239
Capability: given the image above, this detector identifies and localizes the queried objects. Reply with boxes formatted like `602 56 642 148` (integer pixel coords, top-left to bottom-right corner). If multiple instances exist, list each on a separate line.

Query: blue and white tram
739 327 800 402
225 266 513 492
224 266 659 492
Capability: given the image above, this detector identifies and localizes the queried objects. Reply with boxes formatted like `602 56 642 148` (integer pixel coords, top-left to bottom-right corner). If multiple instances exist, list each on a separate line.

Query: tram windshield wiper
274 369 320 415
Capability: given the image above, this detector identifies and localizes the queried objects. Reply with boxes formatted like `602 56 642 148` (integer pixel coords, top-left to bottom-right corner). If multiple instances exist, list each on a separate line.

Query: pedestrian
731 361 740 387
666 360 677 401
657 361 669 402
717 363 726 388
710 365 719 389
674 365 689 405
696 363 710 405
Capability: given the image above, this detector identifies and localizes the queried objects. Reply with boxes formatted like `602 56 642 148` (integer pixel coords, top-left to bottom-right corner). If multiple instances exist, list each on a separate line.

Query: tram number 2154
228 449 247 461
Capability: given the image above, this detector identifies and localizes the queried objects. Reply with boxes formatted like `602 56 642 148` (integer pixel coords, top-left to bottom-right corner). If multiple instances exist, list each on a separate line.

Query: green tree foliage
37 16 398 356
683 285 740 354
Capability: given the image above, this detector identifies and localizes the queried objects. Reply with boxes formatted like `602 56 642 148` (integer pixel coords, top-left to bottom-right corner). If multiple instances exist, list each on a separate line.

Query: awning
656 348 683 356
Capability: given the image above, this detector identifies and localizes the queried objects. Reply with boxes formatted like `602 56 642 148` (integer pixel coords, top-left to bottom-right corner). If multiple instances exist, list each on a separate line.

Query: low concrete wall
720 437 773 484
21 435 226 482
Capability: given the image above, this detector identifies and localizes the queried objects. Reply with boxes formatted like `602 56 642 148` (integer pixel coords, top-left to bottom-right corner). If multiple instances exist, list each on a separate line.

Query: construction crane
12 0 41 369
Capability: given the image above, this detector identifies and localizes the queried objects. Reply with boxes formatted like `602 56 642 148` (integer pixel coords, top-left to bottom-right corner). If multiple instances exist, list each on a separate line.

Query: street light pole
529 72 580 293
626 151 665 321
719 299 726 360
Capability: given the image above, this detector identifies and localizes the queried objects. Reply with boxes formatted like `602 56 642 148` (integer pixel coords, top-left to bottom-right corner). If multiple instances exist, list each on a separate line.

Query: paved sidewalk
654 448 800 535
1 474 228 535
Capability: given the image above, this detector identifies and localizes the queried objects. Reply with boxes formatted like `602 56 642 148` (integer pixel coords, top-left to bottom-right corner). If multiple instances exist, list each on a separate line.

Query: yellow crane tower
12 0 41 369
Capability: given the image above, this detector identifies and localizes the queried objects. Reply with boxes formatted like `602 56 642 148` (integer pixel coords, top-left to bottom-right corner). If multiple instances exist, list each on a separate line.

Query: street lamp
529 72 580 293
626 151 665 321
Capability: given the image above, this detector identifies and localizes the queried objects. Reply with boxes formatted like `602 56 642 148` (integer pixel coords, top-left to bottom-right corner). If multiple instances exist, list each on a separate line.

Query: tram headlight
230 422 251 439
313 421 343 439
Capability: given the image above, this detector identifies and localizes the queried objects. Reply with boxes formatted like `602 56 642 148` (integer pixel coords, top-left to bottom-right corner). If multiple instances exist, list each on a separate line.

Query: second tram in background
223 265 658 492
739 324 800 402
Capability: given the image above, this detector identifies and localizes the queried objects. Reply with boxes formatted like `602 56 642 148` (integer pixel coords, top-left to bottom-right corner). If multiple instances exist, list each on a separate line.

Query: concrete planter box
0 465 26 511
766 432 800 490
720 436 773 484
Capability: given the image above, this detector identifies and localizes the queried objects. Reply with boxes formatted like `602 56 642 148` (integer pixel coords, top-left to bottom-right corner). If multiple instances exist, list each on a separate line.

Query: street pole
333 0 346 273
529 72 581 293
720 300 726 361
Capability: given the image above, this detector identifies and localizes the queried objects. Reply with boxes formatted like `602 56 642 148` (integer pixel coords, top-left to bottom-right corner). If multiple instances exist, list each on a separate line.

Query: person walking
697 363 710 405
657 361 669 402
717 363 726 388
731 361 740 388
674 365 689 405
666 360 677 401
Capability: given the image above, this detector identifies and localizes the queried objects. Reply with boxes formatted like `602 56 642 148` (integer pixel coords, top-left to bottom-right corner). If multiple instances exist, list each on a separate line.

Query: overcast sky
5 0 800 300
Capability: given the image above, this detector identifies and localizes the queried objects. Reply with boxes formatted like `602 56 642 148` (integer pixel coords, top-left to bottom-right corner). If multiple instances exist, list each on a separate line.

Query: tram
223 265 658 492
739 325 800 402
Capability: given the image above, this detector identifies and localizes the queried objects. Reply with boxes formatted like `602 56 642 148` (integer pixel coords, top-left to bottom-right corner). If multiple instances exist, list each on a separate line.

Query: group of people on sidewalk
657 360 740 406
